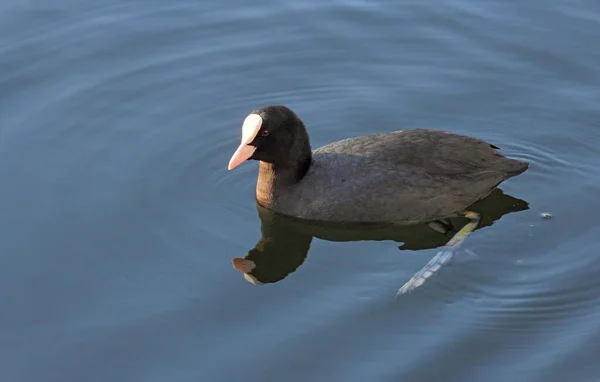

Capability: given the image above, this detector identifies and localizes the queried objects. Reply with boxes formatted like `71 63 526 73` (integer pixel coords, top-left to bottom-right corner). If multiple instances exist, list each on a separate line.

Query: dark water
2 1 600 381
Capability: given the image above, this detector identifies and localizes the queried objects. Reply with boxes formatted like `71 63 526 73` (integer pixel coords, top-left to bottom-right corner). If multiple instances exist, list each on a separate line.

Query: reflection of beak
232 258 262 285
228 144 257 170
232 258 256 272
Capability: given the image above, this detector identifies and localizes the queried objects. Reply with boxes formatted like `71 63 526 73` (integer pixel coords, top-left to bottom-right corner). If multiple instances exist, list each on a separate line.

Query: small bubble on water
541 212 552 219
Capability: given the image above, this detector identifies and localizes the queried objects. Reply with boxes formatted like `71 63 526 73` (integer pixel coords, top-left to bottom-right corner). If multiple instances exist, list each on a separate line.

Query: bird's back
314 129 528 176
274 129 528 223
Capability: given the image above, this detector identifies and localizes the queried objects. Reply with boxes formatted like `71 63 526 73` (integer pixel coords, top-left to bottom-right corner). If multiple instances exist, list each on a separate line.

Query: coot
228 105 528 224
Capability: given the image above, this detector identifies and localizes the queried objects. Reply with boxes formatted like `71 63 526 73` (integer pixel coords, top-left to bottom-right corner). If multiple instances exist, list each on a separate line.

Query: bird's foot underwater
395 245 480 297
427 220 457 238
397 211 481 297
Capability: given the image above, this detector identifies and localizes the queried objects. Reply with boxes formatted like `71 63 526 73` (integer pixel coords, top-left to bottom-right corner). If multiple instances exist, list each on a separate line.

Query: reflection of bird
227 105 528 225
232 189 529 291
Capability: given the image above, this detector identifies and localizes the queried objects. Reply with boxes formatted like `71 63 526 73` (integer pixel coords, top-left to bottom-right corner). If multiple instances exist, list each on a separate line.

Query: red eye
261 130 270 137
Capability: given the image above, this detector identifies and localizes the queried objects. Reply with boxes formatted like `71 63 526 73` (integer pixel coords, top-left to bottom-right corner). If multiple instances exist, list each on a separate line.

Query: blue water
2 1 600 381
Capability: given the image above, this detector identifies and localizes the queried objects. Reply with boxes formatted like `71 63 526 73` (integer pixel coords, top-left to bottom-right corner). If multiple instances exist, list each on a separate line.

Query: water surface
1 1 600 381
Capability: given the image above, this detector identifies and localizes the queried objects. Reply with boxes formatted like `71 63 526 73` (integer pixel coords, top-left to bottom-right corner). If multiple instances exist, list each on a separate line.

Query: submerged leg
397 211 481 296
428 219 458 239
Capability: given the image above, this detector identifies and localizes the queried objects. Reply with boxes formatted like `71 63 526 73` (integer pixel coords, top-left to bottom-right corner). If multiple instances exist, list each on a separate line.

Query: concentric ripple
2 1 600 381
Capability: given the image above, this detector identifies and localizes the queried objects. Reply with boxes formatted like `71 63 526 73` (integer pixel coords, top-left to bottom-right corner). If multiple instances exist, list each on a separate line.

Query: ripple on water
437 231 600 344
40 5 375 256
3 1 600 381
386 191 600 349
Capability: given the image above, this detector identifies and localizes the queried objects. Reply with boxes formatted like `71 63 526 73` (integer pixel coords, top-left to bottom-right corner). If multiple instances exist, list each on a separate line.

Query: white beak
227 114 263 170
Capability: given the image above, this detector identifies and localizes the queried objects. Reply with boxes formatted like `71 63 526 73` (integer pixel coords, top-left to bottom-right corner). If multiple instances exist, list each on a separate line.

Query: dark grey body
258 129 528 224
